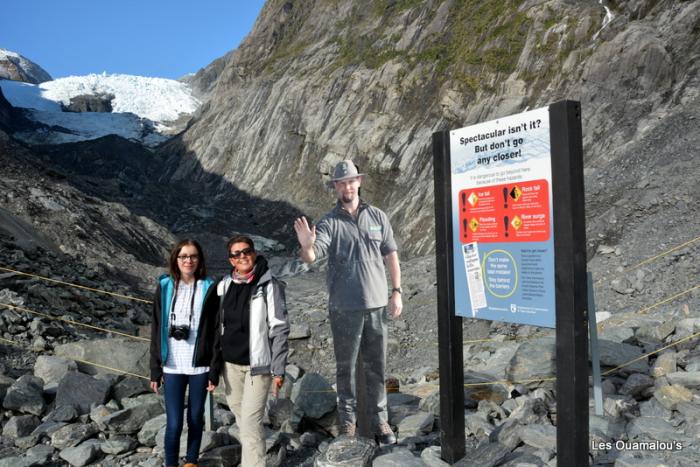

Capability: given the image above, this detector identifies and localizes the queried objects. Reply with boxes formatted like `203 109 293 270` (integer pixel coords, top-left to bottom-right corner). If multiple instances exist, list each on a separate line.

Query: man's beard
341 193 356 204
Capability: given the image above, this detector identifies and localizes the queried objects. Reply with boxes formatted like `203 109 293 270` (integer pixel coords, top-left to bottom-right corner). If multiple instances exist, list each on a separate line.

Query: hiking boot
339 421 356 437
376 421 396 446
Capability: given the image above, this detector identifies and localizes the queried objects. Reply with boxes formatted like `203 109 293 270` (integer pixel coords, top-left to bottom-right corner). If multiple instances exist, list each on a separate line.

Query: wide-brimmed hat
327 160 365 188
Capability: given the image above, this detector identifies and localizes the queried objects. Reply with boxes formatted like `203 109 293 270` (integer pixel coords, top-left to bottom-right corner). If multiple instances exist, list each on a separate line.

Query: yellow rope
0 336 150 380
0 265 152 303
622 235 700 274
0 302 149 342
598 283 699 332
636 284 700 315
602 329 700 376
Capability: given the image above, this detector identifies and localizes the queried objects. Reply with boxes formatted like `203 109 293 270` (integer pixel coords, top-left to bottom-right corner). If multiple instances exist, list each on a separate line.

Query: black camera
169 324 190 341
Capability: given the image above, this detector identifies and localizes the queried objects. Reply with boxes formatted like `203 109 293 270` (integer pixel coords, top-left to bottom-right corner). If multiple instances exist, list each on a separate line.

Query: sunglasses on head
229 247 254 259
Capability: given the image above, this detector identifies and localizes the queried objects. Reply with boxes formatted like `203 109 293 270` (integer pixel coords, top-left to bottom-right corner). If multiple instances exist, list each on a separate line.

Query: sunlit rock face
0 48 52 84
163 0 700 257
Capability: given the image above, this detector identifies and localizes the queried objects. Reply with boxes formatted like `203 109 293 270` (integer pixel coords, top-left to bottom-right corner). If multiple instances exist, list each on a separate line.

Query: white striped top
163 279 209 375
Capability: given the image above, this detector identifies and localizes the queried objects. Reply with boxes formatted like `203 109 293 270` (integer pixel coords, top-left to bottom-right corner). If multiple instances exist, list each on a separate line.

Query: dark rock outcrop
63 93 114 113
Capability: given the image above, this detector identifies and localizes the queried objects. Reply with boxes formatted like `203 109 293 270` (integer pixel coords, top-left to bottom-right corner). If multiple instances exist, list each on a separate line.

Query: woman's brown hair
168 239 207 281
226 235 255 252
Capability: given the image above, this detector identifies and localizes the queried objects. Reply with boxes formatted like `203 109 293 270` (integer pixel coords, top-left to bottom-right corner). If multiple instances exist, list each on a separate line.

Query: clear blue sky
1 0 266 79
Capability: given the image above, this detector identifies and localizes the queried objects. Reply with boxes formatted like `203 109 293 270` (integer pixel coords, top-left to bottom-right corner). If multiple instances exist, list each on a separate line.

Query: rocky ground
1 221 699 465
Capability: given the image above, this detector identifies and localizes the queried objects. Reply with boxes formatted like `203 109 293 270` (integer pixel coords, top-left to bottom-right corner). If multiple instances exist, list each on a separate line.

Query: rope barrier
461 283 699 346
0 265 152 303
597 283 699 333
1 326 699 394
0 235 697 394
590 236 699 291
620 235 700 274
636 284 700 315
0 232 695 315
0 302 149 342
602 329 700 377
0 336 150 380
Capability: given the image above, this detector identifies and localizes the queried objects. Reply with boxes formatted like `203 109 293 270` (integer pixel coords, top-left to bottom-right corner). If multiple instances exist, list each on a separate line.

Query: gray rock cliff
162 0 699 257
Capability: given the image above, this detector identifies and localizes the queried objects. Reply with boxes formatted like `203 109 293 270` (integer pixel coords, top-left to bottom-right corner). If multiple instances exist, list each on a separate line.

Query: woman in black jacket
209 235 290 467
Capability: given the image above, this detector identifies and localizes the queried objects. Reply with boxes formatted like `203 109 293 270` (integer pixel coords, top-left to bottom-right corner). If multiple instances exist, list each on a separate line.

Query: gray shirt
313 200 397 311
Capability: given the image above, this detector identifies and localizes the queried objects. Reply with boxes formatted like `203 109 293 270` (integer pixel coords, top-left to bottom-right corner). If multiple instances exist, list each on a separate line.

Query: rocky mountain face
0 48 52 84
0 86 304 289
0 128 173 289
165 0 699 258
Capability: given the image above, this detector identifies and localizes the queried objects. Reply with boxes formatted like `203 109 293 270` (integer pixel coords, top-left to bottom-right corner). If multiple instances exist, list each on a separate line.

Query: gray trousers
329 306 388 428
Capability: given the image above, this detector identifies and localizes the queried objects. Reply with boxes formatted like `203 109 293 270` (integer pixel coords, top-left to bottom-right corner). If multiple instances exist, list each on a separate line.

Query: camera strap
170 279 197 329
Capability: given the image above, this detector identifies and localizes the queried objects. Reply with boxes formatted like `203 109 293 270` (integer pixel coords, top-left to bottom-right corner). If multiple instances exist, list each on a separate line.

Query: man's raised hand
294 216 316 249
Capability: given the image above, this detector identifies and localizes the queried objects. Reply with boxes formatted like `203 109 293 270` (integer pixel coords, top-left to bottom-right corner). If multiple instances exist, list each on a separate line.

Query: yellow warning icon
510 186 522 202
467 192 479 207
511 216 522 230
469 218 479 232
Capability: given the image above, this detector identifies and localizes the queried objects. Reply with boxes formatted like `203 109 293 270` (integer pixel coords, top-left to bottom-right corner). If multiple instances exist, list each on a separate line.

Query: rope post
588 272 604 416
432 129 466 464
550 100 589 466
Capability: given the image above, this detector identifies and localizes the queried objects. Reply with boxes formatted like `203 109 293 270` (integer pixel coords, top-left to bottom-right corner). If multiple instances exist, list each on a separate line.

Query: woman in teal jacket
149 239 218 467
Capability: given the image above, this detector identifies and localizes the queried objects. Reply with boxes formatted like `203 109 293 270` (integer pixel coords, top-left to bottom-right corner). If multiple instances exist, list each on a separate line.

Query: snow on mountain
0 48 52 84
0 71 201 146
40 73 200 123
0 80 62 112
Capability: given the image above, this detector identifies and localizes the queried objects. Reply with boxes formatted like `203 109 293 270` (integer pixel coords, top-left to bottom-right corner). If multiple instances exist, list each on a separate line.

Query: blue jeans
163 372 208 466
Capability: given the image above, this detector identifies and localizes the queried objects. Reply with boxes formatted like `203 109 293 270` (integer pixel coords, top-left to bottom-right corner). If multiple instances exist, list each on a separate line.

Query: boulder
112 376 150 401
137 413 167 446
651 352 676 377
55 371 111 414
314 436 376 467
101 435 137 455
197 444 242 466
627 416 680 441
54 337 149 377
291 373 336 420
620 373 655 397
387 392 421 427
0 374 14 400
464 372 509 407
25 444 55 464
46 404 80 422
598 340 648 374
59 439 103 467
63 93 114 113
397 411 434 441
373 447 425 466
421 445 450 467
2 414 40 438
520 424 556 450
505 338 556 386
653 384 693 410
100 401 164 434
50 422 99 449
2 375 45 415
454 442 511 467
0 457 35 467
666 371 700 389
